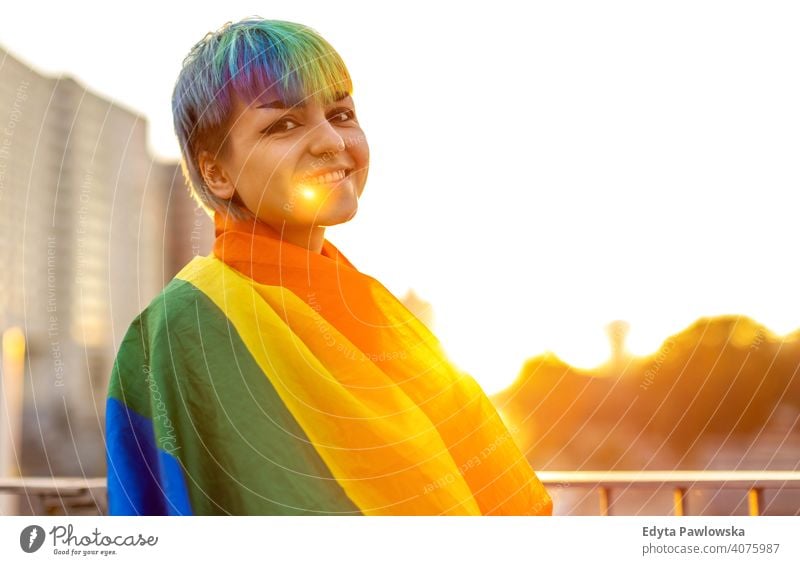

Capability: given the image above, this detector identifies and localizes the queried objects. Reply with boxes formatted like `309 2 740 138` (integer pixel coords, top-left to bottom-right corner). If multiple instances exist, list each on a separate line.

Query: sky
2 1 799 393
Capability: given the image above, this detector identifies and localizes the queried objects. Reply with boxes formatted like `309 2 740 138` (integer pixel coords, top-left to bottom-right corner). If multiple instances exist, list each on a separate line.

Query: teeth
305 169 346 185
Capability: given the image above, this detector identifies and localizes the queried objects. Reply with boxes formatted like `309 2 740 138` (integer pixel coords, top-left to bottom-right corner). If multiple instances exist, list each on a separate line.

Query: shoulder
143 255 238 330
140 254 264 344
110 260 230 389
114 257 226 352
113 275 200 359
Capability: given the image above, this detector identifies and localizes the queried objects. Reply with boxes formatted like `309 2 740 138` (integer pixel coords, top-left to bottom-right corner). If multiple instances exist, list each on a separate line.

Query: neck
214 209 328 254
279 223 326 254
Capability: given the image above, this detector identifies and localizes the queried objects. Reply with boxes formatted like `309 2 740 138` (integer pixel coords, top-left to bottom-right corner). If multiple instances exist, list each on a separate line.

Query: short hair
171 17 353 219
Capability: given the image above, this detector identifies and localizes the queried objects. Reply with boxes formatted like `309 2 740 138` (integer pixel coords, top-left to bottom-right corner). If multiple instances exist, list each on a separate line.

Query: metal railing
537 471 800 516
0 477 107 516
1 471 799 515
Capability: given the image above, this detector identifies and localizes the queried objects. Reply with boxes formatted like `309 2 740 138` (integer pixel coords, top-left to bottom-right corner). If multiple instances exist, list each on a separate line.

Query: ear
197 149 236 200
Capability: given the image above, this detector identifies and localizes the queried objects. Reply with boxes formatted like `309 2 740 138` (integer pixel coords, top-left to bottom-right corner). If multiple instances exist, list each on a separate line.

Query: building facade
0 47 213 481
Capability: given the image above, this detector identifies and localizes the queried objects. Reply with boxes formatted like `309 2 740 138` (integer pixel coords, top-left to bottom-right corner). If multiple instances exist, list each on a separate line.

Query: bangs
215 20 352 112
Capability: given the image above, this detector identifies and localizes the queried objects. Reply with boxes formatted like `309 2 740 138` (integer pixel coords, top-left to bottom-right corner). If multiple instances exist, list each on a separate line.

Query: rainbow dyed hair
171 18 353 219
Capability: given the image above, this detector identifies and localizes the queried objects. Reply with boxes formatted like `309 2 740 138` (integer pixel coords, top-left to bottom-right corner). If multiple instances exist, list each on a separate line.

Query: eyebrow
255 91 351 110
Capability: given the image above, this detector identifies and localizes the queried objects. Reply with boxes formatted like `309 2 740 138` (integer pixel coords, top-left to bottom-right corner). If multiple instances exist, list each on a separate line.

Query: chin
320 207 358 227
319 195 359 226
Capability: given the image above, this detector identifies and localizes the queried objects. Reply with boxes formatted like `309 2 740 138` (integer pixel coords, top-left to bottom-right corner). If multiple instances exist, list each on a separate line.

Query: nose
308 118 346 156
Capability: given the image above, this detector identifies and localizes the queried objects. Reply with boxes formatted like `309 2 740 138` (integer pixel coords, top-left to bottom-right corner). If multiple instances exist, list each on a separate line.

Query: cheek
244 145 294 190
351 135 370 170
229 148 290 215
355 143 369 198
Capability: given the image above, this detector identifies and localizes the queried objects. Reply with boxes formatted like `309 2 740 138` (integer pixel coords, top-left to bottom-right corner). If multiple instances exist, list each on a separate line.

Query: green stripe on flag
108 278 362 515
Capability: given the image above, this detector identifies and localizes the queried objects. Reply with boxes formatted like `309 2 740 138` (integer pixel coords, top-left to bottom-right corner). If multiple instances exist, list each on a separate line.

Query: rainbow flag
105 212 553 516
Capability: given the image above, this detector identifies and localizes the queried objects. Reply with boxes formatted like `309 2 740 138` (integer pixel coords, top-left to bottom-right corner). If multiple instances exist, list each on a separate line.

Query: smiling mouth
300 168 351 186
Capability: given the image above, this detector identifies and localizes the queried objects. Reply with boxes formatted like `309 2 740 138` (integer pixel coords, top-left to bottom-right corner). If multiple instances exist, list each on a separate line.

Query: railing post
598 486 610 516
673 487 687 516
748 487 762 516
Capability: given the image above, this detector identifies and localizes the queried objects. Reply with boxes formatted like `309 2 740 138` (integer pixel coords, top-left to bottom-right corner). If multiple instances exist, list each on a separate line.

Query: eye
328 109 356 123
260 117 301 136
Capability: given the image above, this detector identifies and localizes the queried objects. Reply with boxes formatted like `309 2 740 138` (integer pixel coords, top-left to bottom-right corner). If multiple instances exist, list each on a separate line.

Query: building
0 47 213 484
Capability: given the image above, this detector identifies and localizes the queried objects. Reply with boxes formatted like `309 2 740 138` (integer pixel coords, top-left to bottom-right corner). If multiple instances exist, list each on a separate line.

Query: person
105 17 552 516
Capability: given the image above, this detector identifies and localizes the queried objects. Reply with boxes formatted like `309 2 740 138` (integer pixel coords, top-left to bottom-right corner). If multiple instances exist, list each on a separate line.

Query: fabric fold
105 209 552 515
